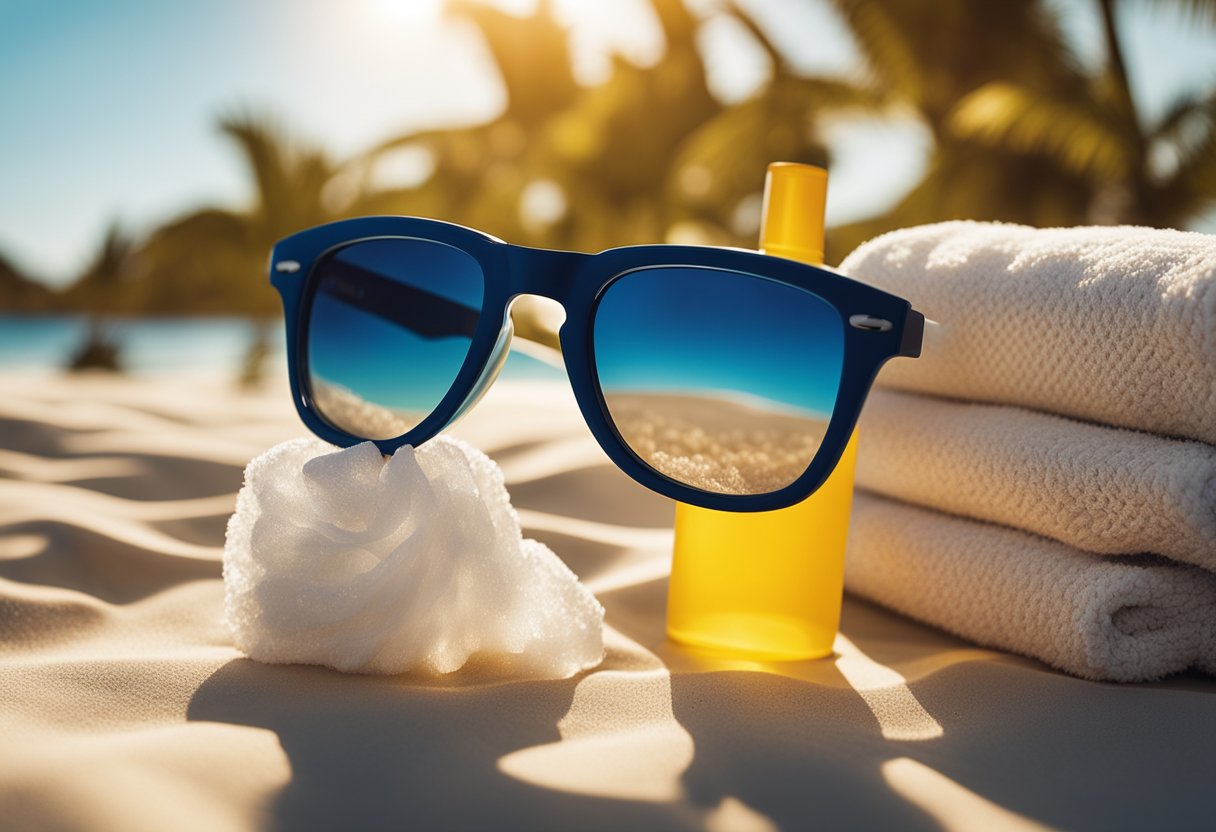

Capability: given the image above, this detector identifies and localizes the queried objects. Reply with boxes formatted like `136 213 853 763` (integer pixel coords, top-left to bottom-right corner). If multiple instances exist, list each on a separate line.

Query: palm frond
825 0 924 105
949 81 1131 180
1156 106 1216 211
1171 106 1216 182
218 110 339 241
1137 0 1216 25
670 75 886 229
448 0 578 126
1151 90 1216 141
721 1 785 73
1148 89 1216 184
218 112 293 220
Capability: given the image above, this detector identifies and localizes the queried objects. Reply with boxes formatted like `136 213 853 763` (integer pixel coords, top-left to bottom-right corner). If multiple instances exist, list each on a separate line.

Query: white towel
846 493 1216 682
840 222 1216 445
855 389 1216 570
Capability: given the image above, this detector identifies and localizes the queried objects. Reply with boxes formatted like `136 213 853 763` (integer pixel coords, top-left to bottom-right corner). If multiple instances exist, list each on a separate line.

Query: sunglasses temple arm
510 337 565 368
899 309 928 358
318 259 480 340
319 258 568 366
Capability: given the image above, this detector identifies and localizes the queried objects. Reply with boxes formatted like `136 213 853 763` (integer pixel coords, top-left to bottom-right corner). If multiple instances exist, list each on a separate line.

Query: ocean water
0 315 563 380
0 315 276 375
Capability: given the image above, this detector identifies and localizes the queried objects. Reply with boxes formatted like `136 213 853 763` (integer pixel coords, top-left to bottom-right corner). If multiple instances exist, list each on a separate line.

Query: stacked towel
840 222 1216 682
857 389 1216 568
850 222 1216 444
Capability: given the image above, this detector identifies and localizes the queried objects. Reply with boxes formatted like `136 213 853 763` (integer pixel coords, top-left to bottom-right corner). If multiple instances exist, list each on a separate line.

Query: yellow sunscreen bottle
666 162 857 660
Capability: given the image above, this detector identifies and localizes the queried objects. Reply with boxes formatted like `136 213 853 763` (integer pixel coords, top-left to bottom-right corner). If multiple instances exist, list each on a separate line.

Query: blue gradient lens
305 237 484 439
593 267 844 495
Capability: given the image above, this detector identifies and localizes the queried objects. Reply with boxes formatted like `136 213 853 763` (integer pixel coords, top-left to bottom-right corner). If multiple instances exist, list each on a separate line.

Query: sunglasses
270 216 924 512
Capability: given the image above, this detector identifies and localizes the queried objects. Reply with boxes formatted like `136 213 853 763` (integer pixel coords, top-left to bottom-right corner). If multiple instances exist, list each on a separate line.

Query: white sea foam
223 436 605 678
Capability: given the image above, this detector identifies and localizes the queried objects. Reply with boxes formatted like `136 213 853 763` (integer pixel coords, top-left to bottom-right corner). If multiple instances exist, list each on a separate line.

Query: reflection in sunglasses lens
305 237 484 440
593 267 844 496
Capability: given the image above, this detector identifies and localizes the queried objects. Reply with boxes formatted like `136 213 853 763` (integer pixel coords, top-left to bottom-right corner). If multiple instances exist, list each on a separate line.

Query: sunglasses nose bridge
505 245 589 310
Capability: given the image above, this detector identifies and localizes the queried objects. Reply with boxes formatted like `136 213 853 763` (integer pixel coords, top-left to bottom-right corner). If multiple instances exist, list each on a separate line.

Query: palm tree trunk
1097 0 1150 222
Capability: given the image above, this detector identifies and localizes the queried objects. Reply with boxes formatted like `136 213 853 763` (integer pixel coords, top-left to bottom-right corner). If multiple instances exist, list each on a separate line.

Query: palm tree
362 0 882 255
814 0 1103 259
106 113 352 381
949 0 1216 228
667 3 891 248
350 0 583 247
128 112 343 316
818 0 1216 258
63 223 131 371
115 0 1215 322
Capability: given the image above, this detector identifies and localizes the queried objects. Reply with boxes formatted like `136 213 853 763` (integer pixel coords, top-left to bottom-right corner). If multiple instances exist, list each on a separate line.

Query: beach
3 371 1216 831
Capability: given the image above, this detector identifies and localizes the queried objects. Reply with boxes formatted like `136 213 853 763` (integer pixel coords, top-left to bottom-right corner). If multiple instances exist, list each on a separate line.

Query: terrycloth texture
856 389 1216 569
846 493 1216 682
840 222 1216 445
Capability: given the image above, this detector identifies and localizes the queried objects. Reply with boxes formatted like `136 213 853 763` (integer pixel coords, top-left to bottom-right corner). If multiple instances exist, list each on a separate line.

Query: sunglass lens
593 267 844 496
305 237 484 440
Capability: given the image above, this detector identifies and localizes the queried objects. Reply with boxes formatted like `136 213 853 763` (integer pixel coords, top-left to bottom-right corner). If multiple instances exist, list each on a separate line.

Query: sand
603 391 827 495
309 378 423 441
3 371 1215 831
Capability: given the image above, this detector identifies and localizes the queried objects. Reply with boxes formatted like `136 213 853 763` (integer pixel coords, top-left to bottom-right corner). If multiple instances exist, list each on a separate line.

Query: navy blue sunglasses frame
271 216 923 512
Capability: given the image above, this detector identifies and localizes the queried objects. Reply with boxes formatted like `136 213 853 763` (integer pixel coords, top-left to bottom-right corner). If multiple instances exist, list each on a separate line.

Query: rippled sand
1 373 1210 830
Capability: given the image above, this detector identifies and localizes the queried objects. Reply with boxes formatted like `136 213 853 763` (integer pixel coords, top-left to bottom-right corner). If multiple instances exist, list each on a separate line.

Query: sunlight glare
368 0 444 25
497 667 694 802
554 0 663 83
834 634 944 741
882 758 1054 832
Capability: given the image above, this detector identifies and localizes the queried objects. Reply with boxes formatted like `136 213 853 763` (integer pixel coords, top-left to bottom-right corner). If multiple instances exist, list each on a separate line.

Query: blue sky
1 0 1214 287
